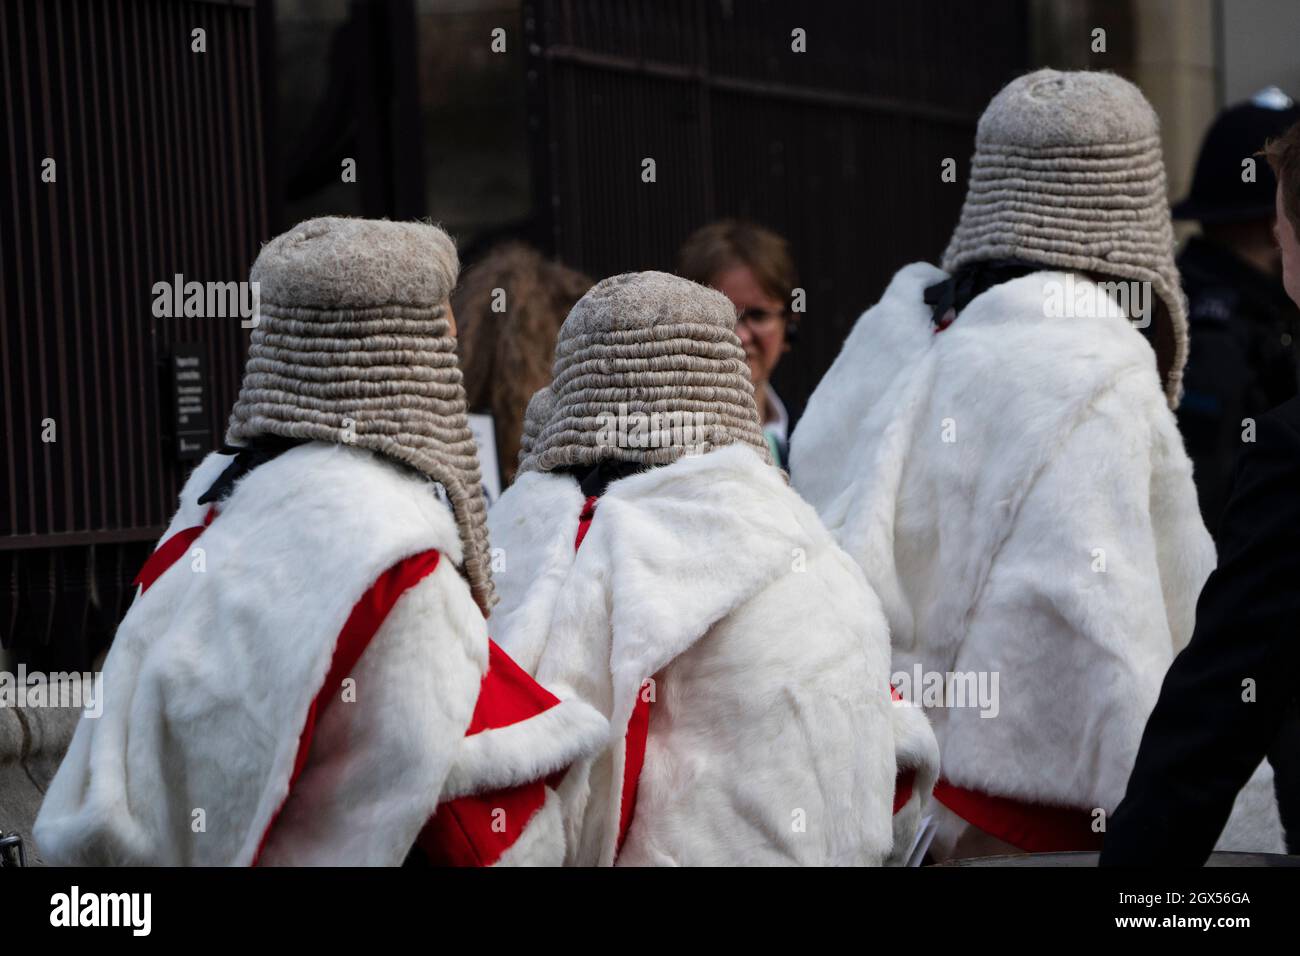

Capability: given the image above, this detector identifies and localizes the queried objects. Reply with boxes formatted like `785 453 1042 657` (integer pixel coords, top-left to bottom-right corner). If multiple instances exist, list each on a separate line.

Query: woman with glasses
677 220 798 467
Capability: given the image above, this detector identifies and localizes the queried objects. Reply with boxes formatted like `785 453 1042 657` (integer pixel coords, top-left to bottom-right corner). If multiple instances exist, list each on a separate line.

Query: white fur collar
794 263 1164 525
492 444 835 708
36 443 471 865
490 443 919 865
793 264 1171 657
789 262 1238 824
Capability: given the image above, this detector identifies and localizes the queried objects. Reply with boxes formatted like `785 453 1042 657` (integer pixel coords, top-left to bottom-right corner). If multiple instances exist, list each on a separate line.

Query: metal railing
1 0 268 661
524 0 1029 413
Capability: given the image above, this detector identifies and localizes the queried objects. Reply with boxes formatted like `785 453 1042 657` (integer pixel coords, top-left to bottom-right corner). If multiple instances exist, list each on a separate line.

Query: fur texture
35 443 604 866
790 263 1283 854
489 443 937 865
889 697 942 865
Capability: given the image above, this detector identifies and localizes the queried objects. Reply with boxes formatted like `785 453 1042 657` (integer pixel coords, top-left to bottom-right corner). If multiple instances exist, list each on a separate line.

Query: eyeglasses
734 305 789 333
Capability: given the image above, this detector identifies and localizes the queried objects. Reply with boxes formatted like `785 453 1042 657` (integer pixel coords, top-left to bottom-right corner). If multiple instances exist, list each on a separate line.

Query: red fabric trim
420 795 487 867
467 641 561 735
571 494 651 855
574 495 600 550
931 778 1106 854
414 497 602 866
417 780 551 867
618 692 651 852
132 507 217 594
416 640 563 867
251 549 443 866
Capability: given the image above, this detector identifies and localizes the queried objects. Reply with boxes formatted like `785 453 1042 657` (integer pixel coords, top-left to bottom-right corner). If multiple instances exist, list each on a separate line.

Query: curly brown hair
454 243 593 485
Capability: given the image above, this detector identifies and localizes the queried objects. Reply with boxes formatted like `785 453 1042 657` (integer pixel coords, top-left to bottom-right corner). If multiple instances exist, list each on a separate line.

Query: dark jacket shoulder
1102 394 1300 864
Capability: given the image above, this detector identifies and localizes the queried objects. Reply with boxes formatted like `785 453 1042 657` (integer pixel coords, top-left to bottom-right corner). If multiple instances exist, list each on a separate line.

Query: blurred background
3 0 1299 669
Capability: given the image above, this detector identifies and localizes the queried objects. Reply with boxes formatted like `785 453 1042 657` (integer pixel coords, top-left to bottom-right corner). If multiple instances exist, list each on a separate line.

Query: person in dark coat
1173 89 1300 540
1102 118 1300 864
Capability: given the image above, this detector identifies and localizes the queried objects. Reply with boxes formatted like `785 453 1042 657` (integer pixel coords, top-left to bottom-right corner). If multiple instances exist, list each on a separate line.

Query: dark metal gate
1 0 268 667
523 0 1029 415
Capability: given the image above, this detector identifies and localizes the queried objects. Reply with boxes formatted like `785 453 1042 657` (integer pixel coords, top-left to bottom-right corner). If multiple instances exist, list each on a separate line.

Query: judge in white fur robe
489 442 939 866
790 263 1284 856
35 443 607 866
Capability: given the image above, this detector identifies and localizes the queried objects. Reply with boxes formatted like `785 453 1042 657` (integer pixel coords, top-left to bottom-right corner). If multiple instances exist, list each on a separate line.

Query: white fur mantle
489 442 937 865
790 263 1282 853
35 443 605 866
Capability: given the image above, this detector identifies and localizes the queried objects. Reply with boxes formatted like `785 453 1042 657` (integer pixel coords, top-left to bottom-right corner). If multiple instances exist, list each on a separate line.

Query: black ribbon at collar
923 258 1046 329
562 458 651 499
198 436 307 505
